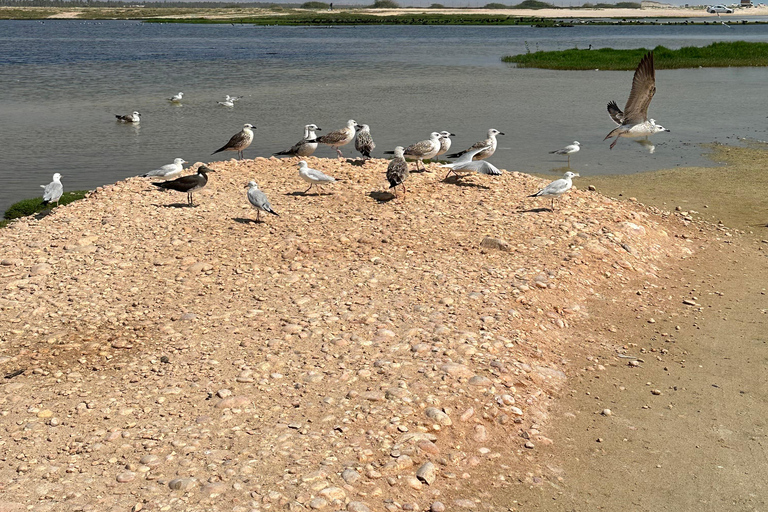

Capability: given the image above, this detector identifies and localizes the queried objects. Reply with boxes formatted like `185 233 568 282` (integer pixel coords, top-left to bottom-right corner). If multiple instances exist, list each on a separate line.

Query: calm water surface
1 20 767 213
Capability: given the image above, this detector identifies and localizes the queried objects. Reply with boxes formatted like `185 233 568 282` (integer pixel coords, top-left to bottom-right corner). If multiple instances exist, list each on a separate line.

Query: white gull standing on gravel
141 158 187 179
528 171 579 211
246 181 278 223
298 160 336 194
41 173 63 206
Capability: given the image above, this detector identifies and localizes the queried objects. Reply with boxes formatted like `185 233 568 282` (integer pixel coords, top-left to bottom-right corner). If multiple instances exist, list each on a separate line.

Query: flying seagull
447 128 504 161
298 160 336 194
274 124 322 158
168 92 184 103
115 111 141 123
605 52 669 149
152 165 215 206
212 123 255 160
354 123 376 160
306 119 357 159
441 145 501 179
529 171 579 211
549 141 580 166
246 181 278 223
386 146 409 197
41 173 63 207
141 158 186 179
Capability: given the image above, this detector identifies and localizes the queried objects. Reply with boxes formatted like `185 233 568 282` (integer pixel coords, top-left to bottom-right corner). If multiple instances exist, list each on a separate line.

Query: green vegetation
484 3 509 8
2 191 89 228
370 0 400 7
581 2 641 7
502 42 768 69
511 0 557 8
429 3 445 7
300 1 330 8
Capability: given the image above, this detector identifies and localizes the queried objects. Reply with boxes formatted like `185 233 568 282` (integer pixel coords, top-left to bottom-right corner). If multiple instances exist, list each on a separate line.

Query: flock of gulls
43 51 667 220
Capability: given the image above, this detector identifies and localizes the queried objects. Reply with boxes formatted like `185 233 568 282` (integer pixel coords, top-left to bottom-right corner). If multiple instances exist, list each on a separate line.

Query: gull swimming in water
152 165 215 206
212 123 255 160
246 181 278 223
115 111 141 123
448 128 505 161
274 124 322 158
354 123 376 160
307 119 357 158
141 158 186 179
298 160 336 194
605 52 669 149
435 130 456 160
168 92 184 103
441 145 501 179
402 131 442 171
217 97 235 107
529 171 579 211
386 146 409 197
41 173 63 206
549 141 580 166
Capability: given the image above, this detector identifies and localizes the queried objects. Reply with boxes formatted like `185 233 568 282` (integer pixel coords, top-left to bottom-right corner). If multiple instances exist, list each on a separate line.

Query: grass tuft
3 191 89 225
502 41 768 69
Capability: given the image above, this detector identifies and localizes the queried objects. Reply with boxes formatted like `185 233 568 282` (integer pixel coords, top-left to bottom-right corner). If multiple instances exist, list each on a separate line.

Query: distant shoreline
2 5 768 22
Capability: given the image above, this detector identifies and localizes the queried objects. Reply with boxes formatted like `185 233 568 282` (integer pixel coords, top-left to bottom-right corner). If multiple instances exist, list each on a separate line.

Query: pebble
169 478 197 491
425 407 452 426
347 502 372 512
601 409 612 416
319 487 346 501
116 471 136 483
416 461 437 485
342 468 361 484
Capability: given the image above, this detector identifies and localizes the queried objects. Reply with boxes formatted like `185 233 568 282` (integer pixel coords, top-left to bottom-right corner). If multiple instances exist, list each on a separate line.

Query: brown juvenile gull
212 123 255 160
41 173 63 206
549 141 580 166
153 165 215 206
115 111 140 123
274 124 322 158
246 181 278 223
448 128 504 161
354 123 376 160
528 171 579 211
386 146 409 197
402 131 442 171
307 119 357 158
604 51 669 149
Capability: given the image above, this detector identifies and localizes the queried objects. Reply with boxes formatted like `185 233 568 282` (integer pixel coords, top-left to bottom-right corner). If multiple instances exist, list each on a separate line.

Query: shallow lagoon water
1 20 767 213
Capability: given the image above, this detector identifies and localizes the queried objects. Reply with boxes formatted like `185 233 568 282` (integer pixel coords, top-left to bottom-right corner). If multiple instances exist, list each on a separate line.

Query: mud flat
0 152 747 511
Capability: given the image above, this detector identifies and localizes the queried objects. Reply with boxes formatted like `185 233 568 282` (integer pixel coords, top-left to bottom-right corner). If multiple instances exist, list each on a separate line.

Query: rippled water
1 20 767 213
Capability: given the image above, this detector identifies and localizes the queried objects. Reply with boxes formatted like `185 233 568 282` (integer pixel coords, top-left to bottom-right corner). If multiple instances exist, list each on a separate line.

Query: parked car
707 4 734 12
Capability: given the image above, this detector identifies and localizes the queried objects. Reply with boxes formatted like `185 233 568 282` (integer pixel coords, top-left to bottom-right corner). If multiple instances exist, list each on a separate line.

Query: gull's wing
623 52 656 124
248 188 274 212
536 178 570 197
42 182 63 202
607 101 624 125
404 139 435 157
444 145 491 167
386 158 409 187
306 167 335 182
472 161 502 176
315 128 349 145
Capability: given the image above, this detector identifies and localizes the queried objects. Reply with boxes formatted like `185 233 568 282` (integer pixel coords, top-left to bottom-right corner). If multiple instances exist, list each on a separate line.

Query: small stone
37 409 53 419
431 503 446 512
342 468 361 484
319 487 346 501
651 389 662 395
425 407 452 426
169 477 197 491
480 237 511 252
404 475 423 490
601 409 612 416
309 498 329 510
347 501 372 512
116 471 136 483
201 482 228 497
524 441 535 449
416 461 437 485
453 499 477 509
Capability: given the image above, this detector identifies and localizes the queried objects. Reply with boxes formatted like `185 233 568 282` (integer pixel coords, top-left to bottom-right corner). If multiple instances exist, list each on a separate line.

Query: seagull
152 165 215 206
435 130 456 160
549 141 580 166
41 173 63 207
274 124 322 158
402 131 442 171
447 128 505 161
212 123 255 160
604 52 669 149
115 111 141 123
386 146 409 197
141 158 186 179
168 92 184 103
217 97 235 107
440 145 501 179
354 123 376 160
246 181 278 223
306 119 357 159
298 160 336 194
528 171 579 211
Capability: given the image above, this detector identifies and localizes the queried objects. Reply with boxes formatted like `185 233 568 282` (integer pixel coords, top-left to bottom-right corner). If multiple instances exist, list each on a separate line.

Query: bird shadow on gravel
515 207 554 214
153 202 195 208
285 191 331 197
368 191 396 203
441 176 490 189
232 217 260 225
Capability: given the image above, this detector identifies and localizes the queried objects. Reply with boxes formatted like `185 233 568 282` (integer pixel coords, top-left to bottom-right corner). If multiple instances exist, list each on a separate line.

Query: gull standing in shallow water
605 51 669 149
274 124 322 158
307 119 357 158
115 111 141 123
152 165 215 206
549 141 580 166
246 181 278 223
448 128 504 161
212 123 255 160
141 158 186 179
41 173 63 206
168 92 184 103
354 123 376 160
298 160 336 194
529 171 579 211
441 145 501 179
386 146 409 197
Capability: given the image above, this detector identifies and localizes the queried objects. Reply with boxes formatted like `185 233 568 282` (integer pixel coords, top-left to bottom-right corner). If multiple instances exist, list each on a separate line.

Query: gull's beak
498 132 506 136
665 129 671 132
574 173 581 177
